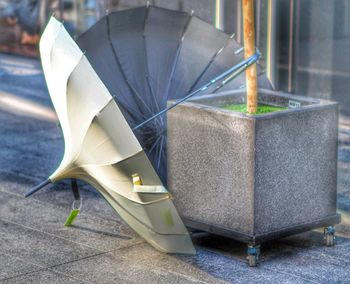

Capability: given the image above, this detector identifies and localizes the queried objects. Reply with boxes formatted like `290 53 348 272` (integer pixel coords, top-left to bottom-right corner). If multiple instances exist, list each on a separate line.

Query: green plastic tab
64 209 80 226
162 208 174 227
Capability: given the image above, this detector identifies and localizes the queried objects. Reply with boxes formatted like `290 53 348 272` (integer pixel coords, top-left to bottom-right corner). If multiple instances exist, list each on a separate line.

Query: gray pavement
0 53 350 283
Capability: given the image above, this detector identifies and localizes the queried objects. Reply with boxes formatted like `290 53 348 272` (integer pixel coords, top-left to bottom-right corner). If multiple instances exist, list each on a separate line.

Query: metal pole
59 0 64 20
266 0 277 89
287 0 295 93
215 0 225 30
236 0 242 44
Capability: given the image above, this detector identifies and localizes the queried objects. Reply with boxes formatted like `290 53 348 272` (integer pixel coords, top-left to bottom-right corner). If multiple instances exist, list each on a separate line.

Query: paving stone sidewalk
0 53 350 283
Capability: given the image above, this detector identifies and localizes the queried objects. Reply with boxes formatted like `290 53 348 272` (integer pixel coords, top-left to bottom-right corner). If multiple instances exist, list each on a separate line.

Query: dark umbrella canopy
77 5 270 185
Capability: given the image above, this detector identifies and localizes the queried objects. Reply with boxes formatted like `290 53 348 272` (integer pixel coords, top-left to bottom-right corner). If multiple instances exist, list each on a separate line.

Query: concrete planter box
167 89 340 247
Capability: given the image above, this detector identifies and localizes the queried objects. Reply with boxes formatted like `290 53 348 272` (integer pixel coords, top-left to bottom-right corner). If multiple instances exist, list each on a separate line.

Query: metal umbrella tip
24 179 51 198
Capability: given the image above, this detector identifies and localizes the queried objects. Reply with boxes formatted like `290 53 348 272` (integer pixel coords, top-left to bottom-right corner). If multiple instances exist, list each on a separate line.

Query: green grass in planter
222 103 286 114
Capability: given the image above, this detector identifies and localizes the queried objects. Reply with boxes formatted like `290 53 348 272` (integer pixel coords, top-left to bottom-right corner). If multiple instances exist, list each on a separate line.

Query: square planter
167 89 340 248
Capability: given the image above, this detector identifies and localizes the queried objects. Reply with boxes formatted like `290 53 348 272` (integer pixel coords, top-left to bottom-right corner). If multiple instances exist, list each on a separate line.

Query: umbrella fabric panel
40 19 84 174
144 6 190 107
191 39 245 92
108 7 155 112
167 16 229 101
76 99 142 167
77 17 144 125
100 189 196 254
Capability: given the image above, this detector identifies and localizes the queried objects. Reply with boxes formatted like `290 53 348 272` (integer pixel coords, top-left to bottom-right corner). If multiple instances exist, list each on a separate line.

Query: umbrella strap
70 178 81 201
64 178 82 226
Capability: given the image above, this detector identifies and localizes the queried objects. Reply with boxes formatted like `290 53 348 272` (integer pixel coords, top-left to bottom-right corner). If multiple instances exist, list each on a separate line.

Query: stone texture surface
0 254 42 280
168 90 339 238
0 219 101 267
1 270 81 284
53 244 229 284
167 101 256 235
0 191 139 251
1 52 350 283
254 105 338 234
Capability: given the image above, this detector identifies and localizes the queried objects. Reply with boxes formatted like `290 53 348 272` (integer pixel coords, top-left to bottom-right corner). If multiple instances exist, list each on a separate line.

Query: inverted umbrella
77 5 271 184
28 16 195 254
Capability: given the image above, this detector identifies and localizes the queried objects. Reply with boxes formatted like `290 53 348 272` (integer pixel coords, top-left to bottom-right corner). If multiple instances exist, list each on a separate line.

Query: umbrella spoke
146 75 161 112
156 135 165 171
113 96 147 122
147 135 162 156
163 15 193 106
143 6 161 113
187 34 235 94
106 13 154 118
125 80 155 117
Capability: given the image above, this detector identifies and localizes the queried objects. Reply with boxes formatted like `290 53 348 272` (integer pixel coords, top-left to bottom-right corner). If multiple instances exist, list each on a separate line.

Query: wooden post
242 0 258 113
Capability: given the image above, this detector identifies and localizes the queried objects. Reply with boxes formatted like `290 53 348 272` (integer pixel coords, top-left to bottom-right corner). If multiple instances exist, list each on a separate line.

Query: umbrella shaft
133 52 260 131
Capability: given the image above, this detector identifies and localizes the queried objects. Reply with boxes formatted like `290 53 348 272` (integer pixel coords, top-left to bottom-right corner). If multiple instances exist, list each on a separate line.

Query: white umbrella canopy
34 16 195 254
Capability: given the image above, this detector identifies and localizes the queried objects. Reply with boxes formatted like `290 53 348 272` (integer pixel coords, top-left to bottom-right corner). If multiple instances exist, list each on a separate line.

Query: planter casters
246 225 336 267
247 244 260 267
324 226 336 247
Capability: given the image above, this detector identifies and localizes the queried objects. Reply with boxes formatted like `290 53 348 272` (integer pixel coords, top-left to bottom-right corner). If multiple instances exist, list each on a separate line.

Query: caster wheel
248 254 258 267
324 226 335 247
247 245 260 267
325 234 334 246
